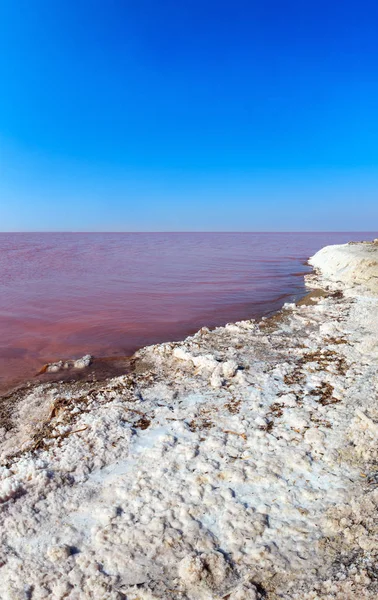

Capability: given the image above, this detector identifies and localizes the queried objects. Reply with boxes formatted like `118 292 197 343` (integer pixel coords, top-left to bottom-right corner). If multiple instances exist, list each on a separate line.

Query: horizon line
0 230 377 235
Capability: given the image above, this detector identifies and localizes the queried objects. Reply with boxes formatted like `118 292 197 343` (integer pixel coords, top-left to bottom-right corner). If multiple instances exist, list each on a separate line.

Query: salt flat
1 241 378 599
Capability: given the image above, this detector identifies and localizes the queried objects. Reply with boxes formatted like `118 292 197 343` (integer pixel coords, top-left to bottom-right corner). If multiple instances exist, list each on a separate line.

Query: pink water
0 232 376 393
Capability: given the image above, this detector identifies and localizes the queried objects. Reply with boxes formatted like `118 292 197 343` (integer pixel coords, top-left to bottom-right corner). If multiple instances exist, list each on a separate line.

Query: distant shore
1 240 378 599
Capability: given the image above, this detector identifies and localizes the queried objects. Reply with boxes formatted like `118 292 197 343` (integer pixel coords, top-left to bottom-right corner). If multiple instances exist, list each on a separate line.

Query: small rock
222 360 238 379
46 544 71 562
210 365 224 388
73 355 92 369
178 551 234 593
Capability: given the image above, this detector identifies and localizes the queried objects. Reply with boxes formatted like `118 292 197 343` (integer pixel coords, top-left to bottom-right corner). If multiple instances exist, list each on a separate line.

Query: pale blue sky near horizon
1 0 377 232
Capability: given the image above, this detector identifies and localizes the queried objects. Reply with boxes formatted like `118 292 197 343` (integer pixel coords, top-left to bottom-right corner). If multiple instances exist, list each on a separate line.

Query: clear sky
0 0 377 231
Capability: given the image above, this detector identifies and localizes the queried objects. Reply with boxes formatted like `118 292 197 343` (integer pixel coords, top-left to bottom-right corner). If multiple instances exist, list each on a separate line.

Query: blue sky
0 0 377 231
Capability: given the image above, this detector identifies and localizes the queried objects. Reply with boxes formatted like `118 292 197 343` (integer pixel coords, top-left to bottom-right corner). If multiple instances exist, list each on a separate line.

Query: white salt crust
0 241 378 599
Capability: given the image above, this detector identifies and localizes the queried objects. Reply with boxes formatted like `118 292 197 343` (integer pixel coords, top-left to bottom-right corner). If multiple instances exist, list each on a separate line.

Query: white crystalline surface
1 241 378 599
309 239 378 294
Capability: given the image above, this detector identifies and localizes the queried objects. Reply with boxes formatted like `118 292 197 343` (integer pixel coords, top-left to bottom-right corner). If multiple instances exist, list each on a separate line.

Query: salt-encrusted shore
1 240 378 599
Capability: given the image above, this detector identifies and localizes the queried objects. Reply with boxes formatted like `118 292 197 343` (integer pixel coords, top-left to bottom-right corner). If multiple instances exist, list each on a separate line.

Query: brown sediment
295 288 329 306
300 348 348 375
258 288 322 333
36 355 133 384
309 382 341 406
0 355 133 400
259 311 286 331
268 402 284 417
223 429 247 440
0 354 148 436
224 397 241 414
133 417 151 430
259 288 343 334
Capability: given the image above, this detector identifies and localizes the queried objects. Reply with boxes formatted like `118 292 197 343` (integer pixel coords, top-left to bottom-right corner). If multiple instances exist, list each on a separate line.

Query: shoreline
0 281 311 402
2 231 371 401
1 240 378 599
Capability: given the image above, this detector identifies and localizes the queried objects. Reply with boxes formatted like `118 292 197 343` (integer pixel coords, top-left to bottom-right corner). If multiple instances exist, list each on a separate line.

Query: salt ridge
0 240 378 599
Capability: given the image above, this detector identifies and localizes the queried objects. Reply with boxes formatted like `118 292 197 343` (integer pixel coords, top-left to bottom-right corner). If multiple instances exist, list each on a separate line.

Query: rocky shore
1 240 378 599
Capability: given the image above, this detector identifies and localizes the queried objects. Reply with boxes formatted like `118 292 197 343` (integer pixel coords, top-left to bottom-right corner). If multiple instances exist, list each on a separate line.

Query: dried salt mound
309 239 378 294
40 354 93 373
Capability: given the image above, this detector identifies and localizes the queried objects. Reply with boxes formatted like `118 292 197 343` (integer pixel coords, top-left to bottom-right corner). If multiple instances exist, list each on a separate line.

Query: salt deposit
39 354 93 374
0 241 378 599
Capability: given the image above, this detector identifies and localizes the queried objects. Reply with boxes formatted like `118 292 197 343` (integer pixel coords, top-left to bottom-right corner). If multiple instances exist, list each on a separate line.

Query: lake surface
0 232 376 393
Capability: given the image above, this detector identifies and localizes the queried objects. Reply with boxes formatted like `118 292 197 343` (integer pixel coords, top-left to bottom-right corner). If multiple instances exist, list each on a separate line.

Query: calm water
0 232 376 393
